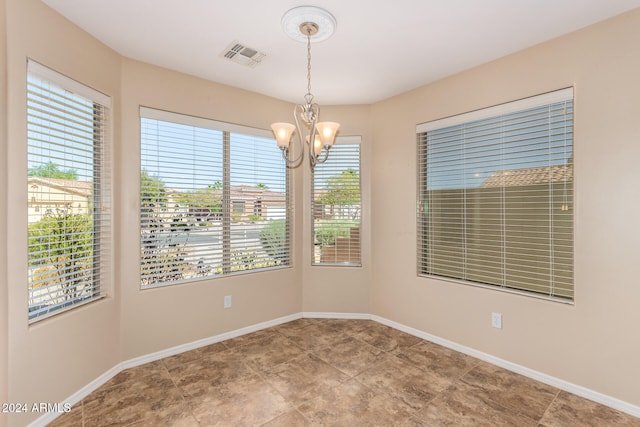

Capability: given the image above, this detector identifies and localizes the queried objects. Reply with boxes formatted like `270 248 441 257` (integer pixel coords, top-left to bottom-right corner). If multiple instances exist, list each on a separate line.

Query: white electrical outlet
224 295 232 309
491 312 503 329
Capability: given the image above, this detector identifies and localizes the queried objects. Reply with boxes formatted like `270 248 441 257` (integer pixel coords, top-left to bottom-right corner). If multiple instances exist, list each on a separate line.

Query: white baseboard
371 315 640 418
303 311 371 320
31 311 639 425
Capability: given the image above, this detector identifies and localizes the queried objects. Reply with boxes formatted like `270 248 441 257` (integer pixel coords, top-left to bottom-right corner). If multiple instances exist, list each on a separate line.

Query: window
253 199 263 218
312 137 361 266
140 108 290 288
417 88 573 301
27 60 111 321
232 201 246 220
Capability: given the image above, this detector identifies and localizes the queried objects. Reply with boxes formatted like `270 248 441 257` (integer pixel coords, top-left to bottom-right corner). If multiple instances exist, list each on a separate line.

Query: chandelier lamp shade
271 6 340 169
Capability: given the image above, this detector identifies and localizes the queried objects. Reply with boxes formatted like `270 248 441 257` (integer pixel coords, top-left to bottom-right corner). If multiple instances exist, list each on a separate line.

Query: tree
208 181 222 190
174 184 223 221
140 170 167 212
28 161 78 180
259 219 288 264
313 218 359 248
28 210 93 301
140 172 196 286
256 183 268 190
318 169 360 217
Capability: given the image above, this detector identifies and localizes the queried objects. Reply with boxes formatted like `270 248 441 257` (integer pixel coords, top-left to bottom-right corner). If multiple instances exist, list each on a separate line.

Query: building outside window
417 88 574 301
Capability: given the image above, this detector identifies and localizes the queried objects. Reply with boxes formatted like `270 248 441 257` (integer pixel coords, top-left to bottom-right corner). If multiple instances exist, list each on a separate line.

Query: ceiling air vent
221 41 266 68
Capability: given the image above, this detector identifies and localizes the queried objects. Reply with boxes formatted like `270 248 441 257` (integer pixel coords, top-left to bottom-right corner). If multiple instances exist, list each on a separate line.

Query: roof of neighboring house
480 164 573 188
230 185 286 202
166 185 286 203
28 177 92 197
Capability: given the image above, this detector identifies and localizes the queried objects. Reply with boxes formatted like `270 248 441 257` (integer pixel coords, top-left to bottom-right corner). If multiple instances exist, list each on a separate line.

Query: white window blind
312 137 361 266
27 60 111 321
417 88 573 301
140 108 290 288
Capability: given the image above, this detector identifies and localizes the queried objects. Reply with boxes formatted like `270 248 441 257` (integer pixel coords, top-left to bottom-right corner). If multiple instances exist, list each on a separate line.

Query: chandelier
271 6 340 169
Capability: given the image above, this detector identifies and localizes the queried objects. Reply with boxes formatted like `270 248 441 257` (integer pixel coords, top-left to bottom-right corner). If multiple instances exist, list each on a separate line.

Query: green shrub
213 250 279 274
314 219 359 247
28 212 94 297
259 219 288 263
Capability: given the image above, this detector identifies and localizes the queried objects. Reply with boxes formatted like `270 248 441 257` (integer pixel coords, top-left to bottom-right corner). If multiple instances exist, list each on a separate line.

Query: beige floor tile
220 327 280 349
161 342 228 371
83 370 186 427
99 360 168 390
260 410 311 426
264 352 350 406
276 321 353 351
539 391 640 427
297 378 417 426
396 340 480 381
460 362 560 421
314 335 388 377
415 381 539 426
270 318 319 334
320 318 373 334
352 323 423 353
167 349 256 398
126 404 199 427
46 403 82 427
187 374 291 426
356 355 449 410
227 333 307 373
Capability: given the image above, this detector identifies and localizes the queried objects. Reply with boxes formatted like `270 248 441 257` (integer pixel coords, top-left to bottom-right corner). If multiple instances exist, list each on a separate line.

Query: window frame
311 136 362 267
26 60 112 322
416 88 574 303
139 107 291 289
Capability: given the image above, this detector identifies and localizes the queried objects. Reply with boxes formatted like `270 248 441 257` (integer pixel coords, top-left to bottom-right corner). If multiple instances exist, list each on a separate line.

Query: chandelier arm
281 146 303 169
281 131 304 169
309 103 321 167
314 146 331 165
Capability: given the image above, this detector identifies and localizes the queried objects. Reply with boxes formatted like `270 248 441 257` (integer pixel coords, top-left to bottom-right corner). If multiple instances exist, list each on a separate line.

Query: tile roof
481 164 573 188
166 185 286 202
28 177 93 197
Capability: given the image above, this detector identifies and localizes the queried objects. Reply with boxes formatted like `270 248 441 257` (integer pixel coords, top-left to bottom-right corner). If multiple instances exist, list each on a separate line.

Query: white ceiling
42 1 640 105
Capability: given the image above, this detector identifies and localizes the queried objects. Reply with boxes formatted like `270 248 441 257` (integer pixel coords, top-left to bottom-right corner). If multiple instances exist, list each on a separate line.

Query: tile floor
48 318 640 426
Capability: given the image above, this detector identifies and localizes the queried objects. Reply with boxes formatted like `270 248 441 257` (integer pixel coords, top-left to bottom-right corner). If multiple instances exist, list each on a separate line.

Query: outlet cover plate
491 312 503 329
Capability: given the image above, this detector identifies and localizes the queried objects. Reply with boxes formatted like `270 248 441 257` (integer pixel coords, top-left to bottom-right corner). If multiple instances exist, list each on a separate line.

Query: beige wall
4 0 122 425
0 0 8 424
370 9 640 406
2 1 640 425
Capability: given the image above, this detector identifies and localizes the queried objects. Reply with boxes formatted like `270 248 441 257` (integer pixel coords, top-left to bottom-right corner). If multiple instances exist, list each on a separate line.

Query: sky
423 101 573 190
141 118 287 193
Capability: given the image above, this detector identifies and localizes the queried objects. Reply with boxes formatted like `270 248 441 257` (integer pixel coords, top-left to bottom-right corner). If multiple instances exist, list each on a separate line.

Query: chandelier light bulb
271 122 295 149
313 135 322 156
316 122 340 147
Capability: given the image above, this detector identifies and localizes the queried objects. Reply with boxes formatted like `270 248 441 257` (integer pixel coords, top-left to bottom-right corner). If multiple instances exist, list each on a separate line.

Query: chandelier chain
306 32 312 96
